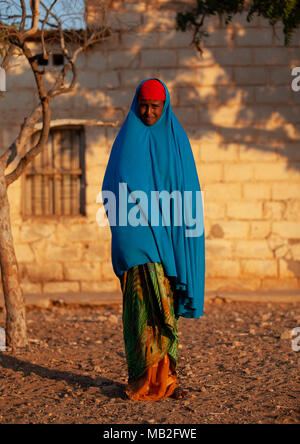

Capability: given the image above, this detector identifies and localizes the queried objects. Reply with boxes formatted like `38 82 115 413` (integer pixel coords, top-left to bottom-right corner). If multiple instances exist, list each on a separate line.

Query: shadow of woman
0 352 125 399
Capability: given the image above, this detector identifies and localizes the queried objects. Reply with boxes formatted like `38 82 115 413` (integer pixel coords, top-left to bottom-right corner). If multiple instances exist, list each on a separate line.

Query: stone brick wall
0 0 300 295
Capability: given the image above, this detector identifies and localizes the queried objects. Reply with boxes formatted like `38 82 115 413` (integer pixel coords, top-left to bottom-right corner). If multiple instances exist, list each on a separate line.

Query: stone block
253 47 290 66
263 202 285 220
241 259 277 277
250 221 271 239
15 245 35 263
254 162 300 181
188 128 221 146
81 241 108 261
107 50 140 69
212 47 254 66
177 48 214 67
202 28 234 47
43 282 80 293
206 259 240 277
196 163 223 183
143 10 177 31
272 183 300 200
227 201 263 219
235 240 273 259
205 277 261 292
235 28 273 46
20 281 42 294
101 262 116 280
278 144 300 160
284 200 300 221
200 143 239 162
19 224 56 242
217 85 255 105
178 86 216 106
85 50 107 71
122 32 158 49
141 49 177 68
42 243 82 262
160 69 198 87
157 30 194 48
224 163 253 182
243 184 271 200
279 259 300 278
234 66 269 85
270 66 294 85
106 89 134 108
172 107 198 126
77 70 100 89
217 221 250 239
4 90 35 110
204 105 241 126
120 69 160 87
108 11 142 30
98 71 120 89
206 239 233 258
196 67 234 86
205 183 242 201
56 224 99 242
273 222 300 239
23 263 63 282
203 202 226 219
64 263 100 281
7 68 35 89
261 278 299 289
239 145 277 162
291 243 300 261
81 280 119 292
255 86 292 104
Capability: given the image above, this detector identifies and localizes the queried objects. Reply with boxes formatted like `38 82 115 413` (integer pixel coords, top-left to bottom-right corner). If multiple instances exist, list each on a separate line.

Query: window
22 126 86 217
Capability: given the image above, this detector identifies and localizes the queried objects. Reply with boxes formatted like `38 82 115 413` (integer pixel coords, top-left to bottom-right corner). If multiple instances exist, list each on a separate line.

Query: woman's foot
170 387 188 400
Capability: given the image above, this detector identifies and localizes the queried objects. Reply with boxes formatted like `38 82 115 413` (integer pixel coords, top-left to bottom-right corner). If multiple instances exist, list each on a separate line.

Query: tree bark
0 157 27 349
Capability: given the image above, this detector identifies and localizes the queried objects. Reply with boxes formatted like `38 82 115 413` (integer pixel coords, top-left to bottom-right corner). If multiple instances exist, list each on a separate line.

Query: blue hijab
101 78 205 318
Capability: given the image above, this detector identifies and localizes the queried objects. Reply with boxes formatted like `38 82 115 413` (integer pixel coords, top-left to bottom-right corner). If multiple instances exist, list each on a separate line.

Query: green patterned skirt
120 262 179 382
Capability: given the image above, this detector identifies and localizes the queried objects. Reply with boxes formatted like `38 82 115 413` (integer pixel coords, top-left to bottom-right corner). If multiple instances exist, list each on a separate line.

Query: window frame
21 125 86 220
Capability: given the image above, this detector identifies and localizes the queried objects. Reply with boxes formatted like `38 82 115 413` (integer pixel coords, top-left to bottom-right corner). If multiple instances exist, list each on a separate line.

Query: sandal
170 387 188 400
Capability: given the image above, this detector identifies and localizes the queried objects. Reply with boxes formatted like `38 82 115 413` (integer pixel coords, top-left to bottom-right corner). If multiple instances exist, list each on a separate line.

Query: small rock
281 330 291 340
108 315 118 324
212 296 226 305
94 365 101 373
262 313 271 321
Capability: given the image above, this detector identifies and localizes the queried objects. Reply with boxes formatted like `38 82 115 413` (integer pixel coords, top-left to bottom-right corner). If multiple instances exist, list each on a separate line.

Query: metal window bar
22 126 86 217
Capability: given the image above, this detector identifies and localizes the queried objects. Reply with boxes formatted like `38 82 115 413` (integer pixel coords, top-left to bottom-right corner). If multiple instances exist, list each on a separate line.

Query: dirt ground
0 298 299 424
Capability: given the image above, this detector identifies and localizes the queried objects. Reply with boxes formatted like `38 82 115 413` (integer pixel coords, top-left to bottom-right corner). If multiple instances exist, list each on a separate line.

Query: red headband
138 79 166 101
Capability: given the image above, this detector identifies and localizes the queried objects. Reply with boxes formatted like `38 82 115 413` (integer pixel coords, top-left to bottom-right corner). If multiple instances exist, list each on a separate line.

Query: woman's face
138 99 164 126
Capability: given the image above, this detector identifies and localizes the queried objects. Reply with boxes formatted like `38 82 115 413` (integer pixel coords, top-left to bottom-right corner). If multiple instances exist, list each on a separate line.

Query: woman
101 78 205 401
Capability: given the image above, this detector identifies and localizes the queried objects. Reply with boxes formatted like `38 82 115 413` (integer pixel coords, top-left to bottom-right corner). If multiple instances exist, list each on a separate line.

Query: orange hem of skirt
125 354 178 401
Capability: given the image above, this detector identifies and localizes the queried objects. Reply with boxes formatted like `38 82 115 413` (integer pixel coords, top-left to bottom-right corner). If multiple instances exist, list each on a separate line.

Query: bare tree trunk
0 157 27 349
0 0 110 350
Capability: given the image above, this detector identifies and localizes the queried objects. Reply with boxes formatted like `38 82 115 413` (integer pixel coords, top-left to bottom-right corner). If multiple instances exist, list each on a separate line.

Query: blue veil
101 78 205 318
